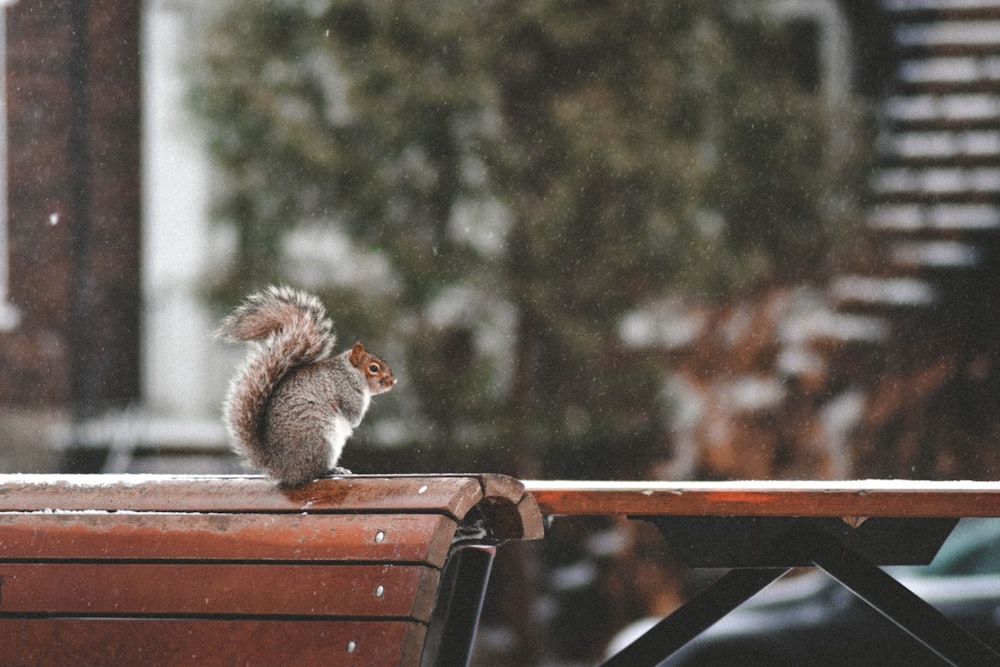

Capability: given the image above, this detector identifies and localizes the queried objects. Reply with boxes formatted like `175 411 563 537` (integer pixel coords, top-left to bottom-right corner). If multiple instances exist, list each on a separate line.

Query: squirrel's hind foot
323 466 352 477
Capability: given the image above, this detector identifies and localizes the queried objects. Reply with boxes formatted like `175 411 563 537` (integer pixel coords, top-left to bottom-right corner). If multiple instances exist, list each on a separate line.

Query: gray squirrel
217 285 396 487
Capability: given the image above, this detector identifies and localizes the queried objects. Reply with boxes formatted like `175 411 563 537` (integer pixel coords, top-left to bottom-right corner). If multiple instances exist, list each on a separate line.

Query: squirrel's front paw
324 466 352 477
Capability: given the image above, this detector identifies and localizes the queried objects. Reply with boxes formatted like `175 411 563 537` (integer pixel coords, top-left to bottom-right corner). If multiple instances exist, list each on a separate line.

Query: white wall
140 0 234 422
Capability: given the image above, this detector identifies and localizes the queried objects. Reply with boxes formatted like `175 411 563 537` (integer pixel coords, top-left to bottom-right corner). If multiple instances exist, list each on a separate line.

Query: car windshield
901 519 1000 578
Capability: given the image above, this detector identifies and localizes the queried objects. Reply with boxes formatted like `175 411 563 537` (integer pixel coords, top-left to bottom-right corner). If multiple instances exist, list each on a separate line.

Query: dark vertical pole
61 1 143 472
68 0 92 414
422 545 497 667
63 0 100 470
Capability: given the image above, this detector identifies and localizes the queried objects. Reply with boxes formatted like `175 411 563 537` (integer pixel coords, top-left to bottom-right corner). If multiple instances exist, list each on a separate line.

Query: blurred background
2 0 999 663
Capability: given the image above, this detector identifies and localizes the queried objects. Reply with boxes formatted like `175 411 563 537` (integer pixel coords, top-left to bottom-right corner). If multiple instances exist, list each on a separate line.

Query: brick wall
2 0 141 412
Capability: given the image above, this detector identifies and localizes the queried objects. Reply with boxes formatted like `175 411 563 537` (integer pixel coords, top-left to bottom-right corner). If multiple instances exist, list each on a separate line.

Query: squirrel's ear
350 342 366 363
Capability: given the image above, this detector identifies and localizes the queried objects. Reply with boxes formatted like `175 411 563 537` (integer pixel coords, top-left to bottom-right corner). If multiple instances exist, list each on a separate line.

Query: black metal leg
603 516 994 666
805 529 1000 667
601 567 790 667
421 544 496 667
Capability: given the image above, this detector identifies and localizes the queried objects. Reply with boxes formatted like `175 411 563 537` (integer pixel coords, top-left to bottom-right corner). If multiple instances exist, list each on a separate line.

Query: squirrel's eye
368 363 380 374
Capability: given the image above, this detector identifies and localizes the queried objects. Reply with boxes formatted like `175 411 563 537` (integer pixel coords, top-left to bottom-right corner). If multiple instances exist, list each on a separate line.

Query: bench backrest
0 474 543 666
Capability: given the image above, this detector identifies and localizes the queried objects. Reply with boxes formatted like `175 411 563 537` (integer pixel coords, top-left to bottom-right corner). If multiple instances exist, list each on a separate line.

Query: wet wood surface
0 512 458 566
0 474 480 514
0 618 427 667
0 473 543 666
0 473 544 540
523 479 1000 518
0 562 441 619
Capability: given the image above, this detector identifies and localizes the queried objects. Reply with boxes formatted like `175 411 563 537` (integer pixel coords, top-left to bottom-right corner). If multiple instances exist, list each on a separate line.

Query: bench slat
0 512 457 567
0 618 426 666
0 474 544 666
0 562 440 620
0 475 485 518
523 479 1000 518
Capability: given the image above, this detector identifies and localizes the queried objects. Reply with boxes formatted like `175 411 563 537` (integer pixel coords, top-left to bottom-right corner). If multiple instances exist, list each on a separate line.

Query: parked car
609 519 1000 666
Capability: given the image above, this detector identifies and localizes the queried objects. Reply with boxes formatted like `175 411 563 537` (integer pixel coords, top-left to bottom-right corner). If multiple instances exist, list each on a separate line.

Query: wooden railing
524 479 1000 667
3 475 999 666
0 474 543 667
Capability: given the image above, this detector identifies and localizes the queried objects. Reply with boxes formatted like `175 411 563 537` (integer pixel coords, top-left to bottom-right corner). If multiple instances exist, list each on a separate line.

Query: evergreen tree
191 0 864 476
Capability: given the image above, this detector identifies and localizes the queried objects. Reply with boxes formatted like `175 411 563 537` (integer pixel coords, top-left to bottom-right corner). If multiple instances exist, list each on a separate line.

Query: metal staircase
830 0 1000 333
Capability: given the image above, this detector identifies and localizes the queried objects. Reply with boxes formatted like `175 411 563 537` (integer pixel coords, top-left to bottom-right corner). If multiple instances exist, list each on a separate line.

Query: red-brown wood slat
0 474 545 667
524 480 1000 518
0 512 457 567
0 473 544 541
0 475 486 517
0 618 426 667
0 562 440 620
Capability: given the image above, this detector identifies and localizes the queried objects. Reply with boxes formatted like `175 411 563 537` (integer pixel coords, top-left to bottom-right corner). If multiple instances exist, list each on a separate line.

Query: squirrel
216 285 396 487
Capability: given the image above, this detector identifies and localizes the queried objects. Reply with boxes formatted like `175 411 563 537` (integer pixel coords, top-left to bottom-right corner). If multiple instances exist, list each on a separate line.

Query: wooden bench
524 479 1000 667
0 473 543 666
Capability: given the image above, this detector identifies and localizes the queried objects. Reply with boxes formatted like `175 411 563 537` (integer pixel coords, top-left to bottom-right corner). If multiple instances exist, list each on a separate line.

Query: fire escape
831 0 1000 347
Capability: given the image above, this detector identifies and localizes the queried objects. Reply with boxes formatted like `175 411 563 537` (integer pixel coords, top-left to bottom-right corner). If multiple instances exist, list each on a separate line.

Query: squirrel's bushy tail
217 286 335 466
